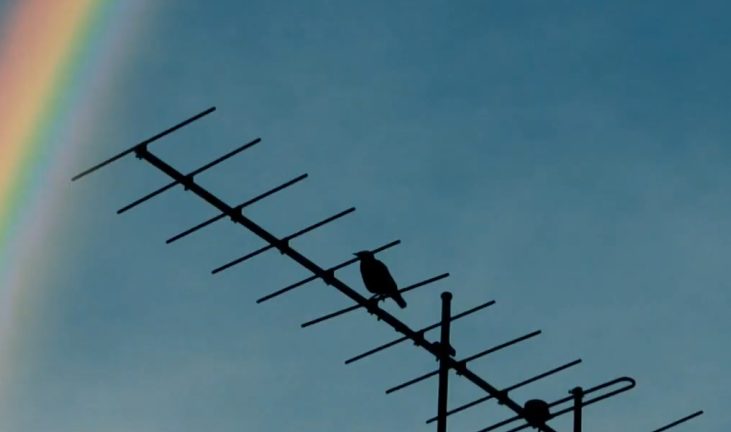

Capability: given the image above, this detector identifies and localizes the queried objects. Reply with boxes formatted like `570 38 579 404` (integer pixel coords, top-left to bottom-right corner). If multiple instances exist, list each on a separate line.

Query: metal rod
385 330 541 394
651 411 703 432
117 182 177 214
212 207 355 274
255 240 401 304
425 359 582 424
129 148 557 432
71 107 215 181
117 138 261 214
571 387 583 432
183 138 261 177
166 173 308 244
344 299 495 364
301 273 452 329
437 292 453 432
460 330 541 364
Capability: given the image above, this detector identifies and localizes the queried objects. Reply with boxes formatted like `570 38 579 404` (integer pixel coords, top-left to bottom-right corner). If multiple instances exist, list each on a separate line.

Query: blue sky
2 1 729 431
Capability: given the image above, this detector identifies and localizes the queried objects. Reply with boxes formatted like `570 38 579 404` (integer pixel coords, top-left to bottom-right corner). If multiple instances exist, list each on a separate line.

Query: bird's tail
393 292 407 309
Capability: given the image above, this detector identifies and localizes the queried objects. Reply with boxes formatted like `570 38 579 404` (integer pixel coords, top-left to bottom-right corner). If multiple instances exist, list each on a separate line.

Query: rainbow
0 0 149 399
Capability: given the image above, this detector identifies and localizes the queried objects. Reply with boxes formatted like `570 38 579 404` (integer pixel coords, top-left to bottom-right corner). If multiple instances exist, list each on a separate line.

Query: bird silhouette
523 399 551 427
354 250 407 308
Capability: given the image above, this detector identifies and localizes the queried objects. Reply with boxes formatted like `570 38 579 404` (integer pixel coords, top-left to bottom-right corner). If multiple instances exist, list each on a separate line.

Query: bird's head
353 250 374 259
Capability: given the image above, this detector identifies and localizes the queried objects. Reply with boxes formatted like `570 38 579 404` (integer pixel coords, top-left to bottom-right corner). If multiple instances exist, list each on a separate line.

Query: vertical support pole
570 386 584 432
437 291 453 432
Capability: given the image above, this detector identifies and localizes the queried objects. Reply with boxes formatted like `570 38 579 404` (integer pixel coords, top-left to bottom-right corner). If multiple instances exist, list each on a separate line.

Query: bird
354 250 407 308
523 399 551 427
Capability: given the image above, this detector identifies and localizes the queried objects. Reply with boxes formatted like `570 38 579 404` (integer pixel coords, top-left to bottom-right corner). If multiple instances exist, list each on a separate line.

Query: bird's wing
360 261 384 293
373 260 398 293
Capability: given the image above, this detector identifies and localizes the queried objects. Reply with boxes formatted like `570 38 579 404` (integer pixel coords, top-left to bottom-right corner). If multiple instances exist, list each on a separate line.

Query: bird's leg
365 295 383 319
432 341 457 362
274 238 290 254
322 269 336 286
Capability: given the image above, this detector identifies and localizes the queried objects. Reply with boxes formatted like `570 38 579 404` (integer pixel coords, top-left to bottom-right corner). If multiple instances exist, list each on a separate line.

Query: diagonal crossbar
255 240 401 304
342 299 495 364
385 330 541 394
425 359 582 424
212 207 355 274
651 411 703 432
166 173 308 244
300 273 450 328
71 107 215 181
117 138 261 214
